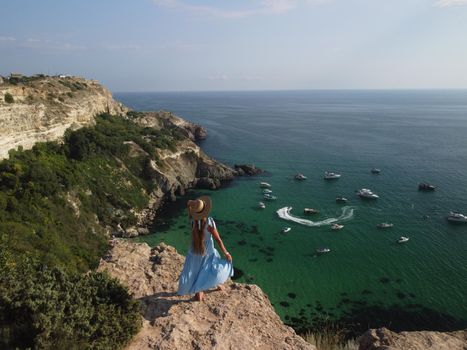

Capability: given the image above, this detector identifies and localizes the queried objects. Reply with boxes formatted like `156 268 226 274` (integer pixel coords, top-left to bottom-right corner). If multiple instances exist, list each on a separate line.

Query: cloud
152 0 329 18
434 0 467 7
0 36 16 41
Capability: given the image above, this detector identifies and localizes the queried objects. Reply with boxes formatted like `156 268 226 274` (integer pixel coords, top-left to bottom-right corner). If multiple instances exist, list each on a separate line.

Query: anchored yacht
357 188 379 199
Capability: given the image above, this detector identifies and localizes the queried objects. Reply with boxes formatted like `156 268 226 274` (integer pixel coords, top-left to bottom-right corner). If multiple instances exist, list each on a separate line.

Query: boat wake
276 206 355 227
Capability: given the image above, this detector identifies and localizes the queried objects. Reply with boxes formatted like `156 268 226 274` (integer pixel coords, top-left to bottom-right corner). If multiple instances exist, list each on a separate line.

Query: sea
115 90 467 334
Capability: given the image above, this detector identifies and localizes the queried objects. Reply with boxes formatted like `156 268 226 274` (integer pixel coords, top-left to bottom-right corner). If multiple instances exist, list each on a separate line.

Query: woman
177 196 233 301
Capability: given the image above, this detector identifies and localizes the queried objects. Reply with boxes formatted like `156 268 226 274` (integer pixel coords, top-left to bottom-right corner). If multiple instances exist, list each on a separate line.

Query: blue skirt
177 248 233 295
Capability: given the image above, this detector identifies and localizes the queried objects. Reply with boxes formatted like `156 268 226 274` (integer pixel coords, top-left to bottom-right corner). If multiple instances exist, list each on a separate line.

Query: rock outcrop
98 240 315 350
0 75 127 159
359 327 467 350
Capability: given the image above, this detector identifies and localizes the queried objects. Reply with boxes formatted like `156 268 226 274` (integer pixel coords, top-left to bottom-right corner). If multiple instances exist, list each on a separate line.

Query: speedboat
397 236 409 243
258 202 266 209
263 193 277 201
324 171 341 180
357 188 379 199
336 196 348 203
262 189 273 194
295 173 307 180
316 248 331 254
304 208 319 215
371 168 381 175
331 223 344 230
447 211 467 223
418 183 436 191
260 182 271 188
281 227 291 233
377 223 394 229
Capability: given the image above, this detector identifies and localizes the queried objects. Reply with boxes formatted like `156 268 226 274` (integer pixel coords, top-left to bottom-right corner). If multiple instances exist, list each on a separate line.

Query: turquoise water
115 90 467 333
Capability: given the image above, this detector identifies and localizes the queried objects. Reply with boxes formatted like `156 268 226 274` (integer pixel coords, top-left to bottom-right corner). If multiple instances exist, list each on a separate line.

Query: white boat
357 188 379 199
371 168 381 175
282 227 291 233
260 182 271 188
262 189 273 194
295 173 307 180
324 171 341 180
304 208 319 215
377 223 394 229
331 223 344 230
316 248 331 254
397 236 409 243
263 193 277 201
258 202 266 209
336 196 348 203
447 211 467 223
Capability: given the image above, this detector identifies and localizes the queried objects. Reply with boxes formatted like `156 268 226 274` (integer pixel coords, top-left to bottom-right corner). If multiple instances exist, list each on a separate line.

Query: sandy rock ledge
98 240 315 350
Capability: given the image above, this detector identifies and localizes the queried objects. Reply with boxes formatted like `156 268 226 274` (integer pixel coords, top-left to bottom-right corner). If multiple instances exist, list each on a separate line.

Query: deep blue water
115 90 467 333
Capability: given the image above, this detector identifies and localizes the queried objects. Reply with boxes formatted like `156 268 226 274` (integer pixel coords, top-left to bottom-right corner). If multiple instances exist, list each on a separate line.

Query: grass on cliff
301 320 359 350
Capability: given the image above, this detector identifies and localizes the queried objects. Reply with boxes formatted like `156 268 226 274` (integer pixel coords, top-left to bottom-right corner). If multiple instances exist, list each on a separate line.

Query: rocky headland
98 239 315 350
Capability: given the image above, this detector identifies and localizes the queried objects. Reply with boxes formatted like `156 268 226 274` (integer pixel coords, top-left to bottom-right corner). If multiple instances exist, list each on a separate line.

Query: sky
1 0 467 91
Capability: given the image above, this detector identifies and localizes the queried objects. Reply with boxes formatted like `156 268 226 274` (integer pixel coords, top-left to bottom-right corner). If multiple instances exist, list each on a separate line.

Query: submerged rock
234 164 264 176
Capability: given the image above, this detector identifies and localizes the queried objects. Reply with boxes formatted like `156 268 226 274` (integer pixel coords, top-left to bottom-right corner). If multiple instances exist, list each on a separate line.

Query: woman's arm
208 226 232 262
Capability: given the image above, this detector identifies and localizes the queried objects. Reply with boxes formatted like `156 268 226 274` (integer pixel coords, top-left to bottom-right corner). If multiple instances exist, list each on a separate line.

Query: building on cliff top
10 73 23 79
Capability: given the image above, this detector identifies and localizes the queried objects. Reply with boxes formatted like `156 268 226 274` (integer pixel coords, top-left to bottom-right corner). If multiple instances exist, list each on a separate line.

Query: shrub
0 245 141 349
4 93 14 103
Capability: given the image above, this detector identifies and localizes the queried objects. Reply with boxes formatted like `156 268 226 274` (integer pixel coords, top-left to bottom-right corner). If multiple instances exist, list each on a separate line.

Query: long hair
191 218 206 256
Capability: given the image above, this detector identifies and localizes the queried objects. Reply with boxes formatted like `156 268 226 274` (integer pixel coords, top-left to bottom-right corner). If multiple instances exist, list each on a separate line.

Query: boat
316 248 331 254
418 183 436 191
258 202 266 209
304 208 319 215
377 222 394 229
262 189 273 194
356 188 379 199
397 236 409 243
371 168 381 174
324 171 341 180
331 223 344 230
281 227 291 233
260 182 271 188
263 193 277 201
295 173 307 180
336 196 348 203
447 211 467 223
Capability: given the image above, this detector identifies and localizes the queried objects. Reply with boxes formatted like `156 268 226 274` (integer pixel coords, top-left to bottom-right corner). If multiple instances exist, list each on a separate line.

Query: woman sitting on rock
177 196 233 301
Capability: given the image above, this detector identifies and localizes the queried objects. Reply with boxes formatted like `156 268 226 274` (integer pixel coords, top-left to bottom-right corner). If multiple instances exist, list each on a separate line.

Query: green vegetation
4 92 14 103
0 113 183 272
0 239 142 349
0 113 187 348
301 321 358 350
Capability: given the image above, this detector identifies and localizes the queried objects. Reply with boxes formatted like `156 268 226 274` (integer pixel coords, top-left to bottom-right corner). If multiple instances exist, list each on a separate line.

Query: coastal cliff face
98 240 315 350
0 76 127 159
359 327 467 350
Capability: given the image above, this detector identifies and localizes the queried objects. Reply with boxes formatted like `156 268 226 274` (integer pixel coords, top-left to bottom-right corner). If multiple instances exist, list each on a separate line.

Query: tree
4 93 14 103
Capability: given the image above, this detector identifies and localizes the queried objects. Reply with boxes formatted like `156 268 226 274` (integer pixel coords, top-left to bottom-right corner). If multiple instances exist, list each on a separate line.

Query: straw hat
187 196 212 220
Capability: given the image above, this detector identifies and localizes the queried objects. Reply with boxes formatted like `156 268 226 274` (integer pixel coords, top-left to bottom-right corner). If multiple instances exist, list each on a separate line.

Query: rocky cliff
98 240 315 350
0 75 127 159
359 327 466 350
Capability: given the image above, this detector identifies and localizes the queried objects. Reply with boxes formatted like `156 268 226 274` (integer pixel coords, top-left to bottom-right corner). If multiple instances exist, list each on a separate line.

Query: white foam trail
276 206 355 227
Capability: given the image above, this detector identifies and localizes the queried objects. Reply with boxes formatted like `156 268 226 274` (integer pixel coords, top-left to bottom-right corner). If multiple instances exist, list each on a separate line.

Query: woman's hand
224 252 232 262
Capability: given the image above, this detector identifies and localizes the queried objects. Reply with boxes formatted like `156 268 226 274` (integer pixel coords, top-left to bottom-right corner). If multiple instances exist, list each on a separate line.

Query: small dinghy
316 248 331 254
397 236 409 244
377 223 394 229
304 208 319 215
336 196 348 203
295 173 307 180
371 168 381 174
418 183 436 191
260 182 272 188
281 227 291 233
262 189 273 194
258 202 266 209
263 193 277 201
331 223 344 230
